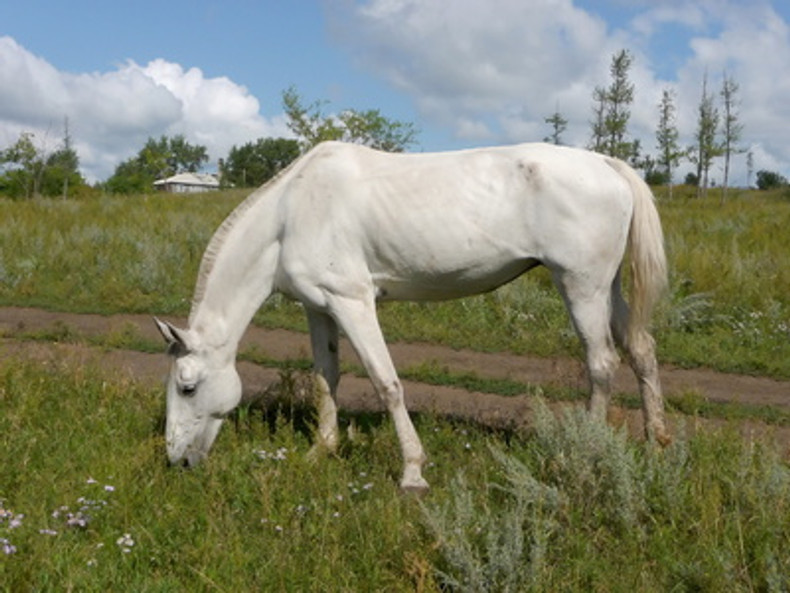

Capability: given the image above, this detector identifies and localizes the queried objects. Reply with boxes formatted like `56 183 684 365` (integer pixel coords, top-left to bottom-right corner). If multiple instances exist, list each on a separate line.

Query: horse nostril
181 458 190 468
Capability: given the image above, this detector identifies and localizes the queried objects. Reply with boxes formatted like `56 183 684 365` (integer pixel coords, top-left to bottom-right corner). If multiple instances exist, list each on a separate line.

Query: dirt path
1 307 789 446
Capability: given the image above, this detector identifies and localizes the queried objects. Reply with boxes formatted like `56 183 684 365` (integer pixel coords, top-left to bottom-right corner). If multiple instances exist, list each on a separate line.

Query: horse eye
181 384 197 397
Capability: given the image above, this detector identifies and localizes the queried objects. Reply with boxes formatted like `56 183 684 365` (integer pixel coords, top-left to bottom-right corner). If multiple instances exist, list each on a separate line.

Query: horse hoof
400 477 430 496
655 432 673 447
306 440 338 463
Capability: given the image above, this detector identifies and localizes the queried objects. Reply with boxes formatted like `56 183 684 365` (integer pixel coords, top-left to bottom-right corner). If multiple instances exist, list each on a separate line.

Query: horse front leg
327 294 429 494
307 309 341 452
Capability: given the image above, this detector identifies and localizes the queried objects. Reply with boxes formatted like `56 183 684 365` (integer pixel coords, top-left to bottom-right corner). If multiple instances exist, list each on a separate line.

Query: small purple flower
8 514 24 529
66 512 89 529
1 538 16 555
52 505 69 519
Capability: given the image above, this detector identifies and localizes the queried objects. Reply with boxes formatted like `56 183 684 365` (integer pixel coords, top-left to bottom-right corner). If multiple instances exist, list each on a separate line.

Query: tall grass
655 188 790 375
0 188 788 376
423 401 790 592
2 359 788 591
0 192 243 314
0 359 440 591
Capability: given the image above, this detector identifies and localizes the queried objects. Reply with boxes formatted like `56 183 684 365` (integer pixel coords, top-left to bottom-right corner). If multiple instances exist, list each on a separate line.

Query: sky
1 0 789 185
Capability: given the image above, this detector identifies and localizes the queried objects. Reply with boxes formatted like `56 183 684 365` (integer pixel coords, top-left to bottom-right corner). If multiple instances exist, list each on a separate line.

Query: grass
0 359 437 591
0 190 244 315
655 186 790 376
1 359 789 591
1 187 789 377
423 403 790 592
6 314 789 428
2 187 790 590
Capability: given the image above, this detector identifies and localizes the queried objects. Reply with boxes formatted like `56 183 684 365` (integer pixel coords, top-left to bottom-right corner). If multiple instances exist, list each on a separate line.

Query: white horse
156 141 668 492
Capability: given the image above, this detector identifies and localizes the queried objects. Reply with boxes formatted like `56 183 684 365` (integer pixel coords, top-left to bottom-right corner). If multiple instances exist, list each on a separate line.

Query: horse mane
189 157 302 318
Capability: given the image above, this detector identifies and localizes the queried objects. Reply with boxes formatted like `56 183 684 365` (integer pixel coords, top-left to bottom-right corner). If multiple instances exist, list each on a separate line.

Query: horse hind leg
554 272 620 423
610 274 671 445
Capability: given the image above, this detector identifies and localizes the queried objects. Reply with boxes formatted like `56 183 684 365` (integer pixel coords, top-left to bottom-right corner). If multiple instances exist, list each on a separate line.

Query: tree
336 109 418 153
720 72 744 202
0 120 85 199
105 135 208 194
604 49 635 161
589 50 638 162
755 170 788 190
1 132 43 198
222 138 300 187
690 73 721 198
41 118 84 198
282 86 418 152
746 150 754 188
642 155 665 186
162 135 210 174
655 89 684 198
589 87 607 153
544 106 568 145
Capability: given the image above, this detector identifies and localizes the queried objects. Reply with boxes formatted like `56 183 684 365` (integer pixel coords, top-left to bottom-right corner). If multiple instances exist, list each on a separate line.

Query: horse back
276 142 634 301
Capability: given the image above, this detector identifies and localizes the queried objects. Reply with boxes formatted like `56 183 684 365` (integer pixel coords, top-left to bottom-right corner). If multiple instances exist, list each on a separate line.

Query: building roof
153 172 220 188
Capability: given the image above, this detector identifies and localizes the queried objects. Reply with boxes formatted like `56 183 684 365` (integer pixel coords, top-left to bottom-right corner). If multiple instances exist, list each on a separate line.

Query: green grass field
2 187 790 590
1 359 788 591
0 187 788 377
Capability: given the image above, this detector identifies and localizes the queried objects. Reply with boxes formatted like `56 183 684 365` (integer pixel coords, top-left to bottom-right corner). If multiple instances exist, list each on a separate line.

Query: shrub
755 169 788 191
422 400 790 591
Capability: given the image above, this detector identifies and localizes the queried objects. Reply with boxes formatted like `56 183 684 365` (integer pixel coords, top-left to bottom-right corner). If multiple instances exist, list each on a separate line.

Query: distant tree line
104 135 210 194
0 87 418 198
0 119 87 199
2 67 787 198
546 49 779 199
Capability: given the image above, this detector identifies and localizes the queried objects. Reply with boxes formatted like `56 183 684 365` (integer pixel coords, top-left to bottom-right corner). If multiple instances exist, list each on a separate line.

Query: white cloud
0 36 288 182
337 0 790 184
669 2 790 184
339 0 615 145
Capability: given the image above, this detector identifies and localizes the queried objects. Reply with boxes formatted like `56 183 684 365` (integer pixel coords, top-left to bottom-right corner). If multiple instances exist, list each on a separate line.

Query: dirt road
1 306 788 446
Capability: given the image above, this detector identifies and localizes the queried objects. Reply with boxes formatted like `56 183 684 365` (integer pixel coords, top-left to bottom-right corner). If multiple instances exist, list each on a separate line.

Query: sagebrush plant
2 352 790 590
422 399 790 592
527 401 646 531
421 448 563 593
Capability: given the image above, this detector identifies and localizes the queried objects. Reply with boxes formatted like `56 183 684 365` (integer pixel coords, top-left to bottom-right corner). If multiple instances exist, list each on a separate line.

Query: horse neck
188 190 281 355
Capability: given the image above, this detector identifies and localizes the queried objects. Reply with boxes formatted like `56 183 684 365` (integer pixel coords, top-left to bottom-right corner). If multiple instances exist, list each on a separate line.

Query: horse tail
607 157 668 345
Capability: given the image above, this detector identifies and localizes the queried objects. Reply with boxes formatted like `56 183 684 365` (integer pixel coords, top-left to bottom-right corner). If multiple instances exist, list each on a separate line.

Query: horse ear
154 318 192 352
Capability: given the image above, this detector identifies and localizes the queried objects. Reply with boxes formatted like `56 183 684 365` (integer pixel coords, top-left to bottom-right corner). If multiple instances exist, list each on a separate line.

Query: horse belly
361 198 541 301
369 242 539 301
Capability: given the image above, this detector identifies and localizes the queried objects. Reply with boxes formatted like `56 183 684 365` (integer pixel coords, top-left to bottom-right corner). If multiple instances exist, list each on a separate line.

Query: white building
153 172 220 193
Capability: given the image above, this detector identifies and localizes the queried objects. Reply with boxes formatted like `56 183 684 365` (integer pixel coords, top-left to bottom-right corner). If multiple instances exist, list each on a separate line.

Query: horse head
155 318 242 467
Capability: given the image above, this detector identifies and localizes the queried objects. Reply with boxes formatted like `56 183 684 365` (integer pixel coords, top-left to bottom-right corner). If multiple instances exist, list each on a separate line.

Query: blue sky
2 0 789 184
